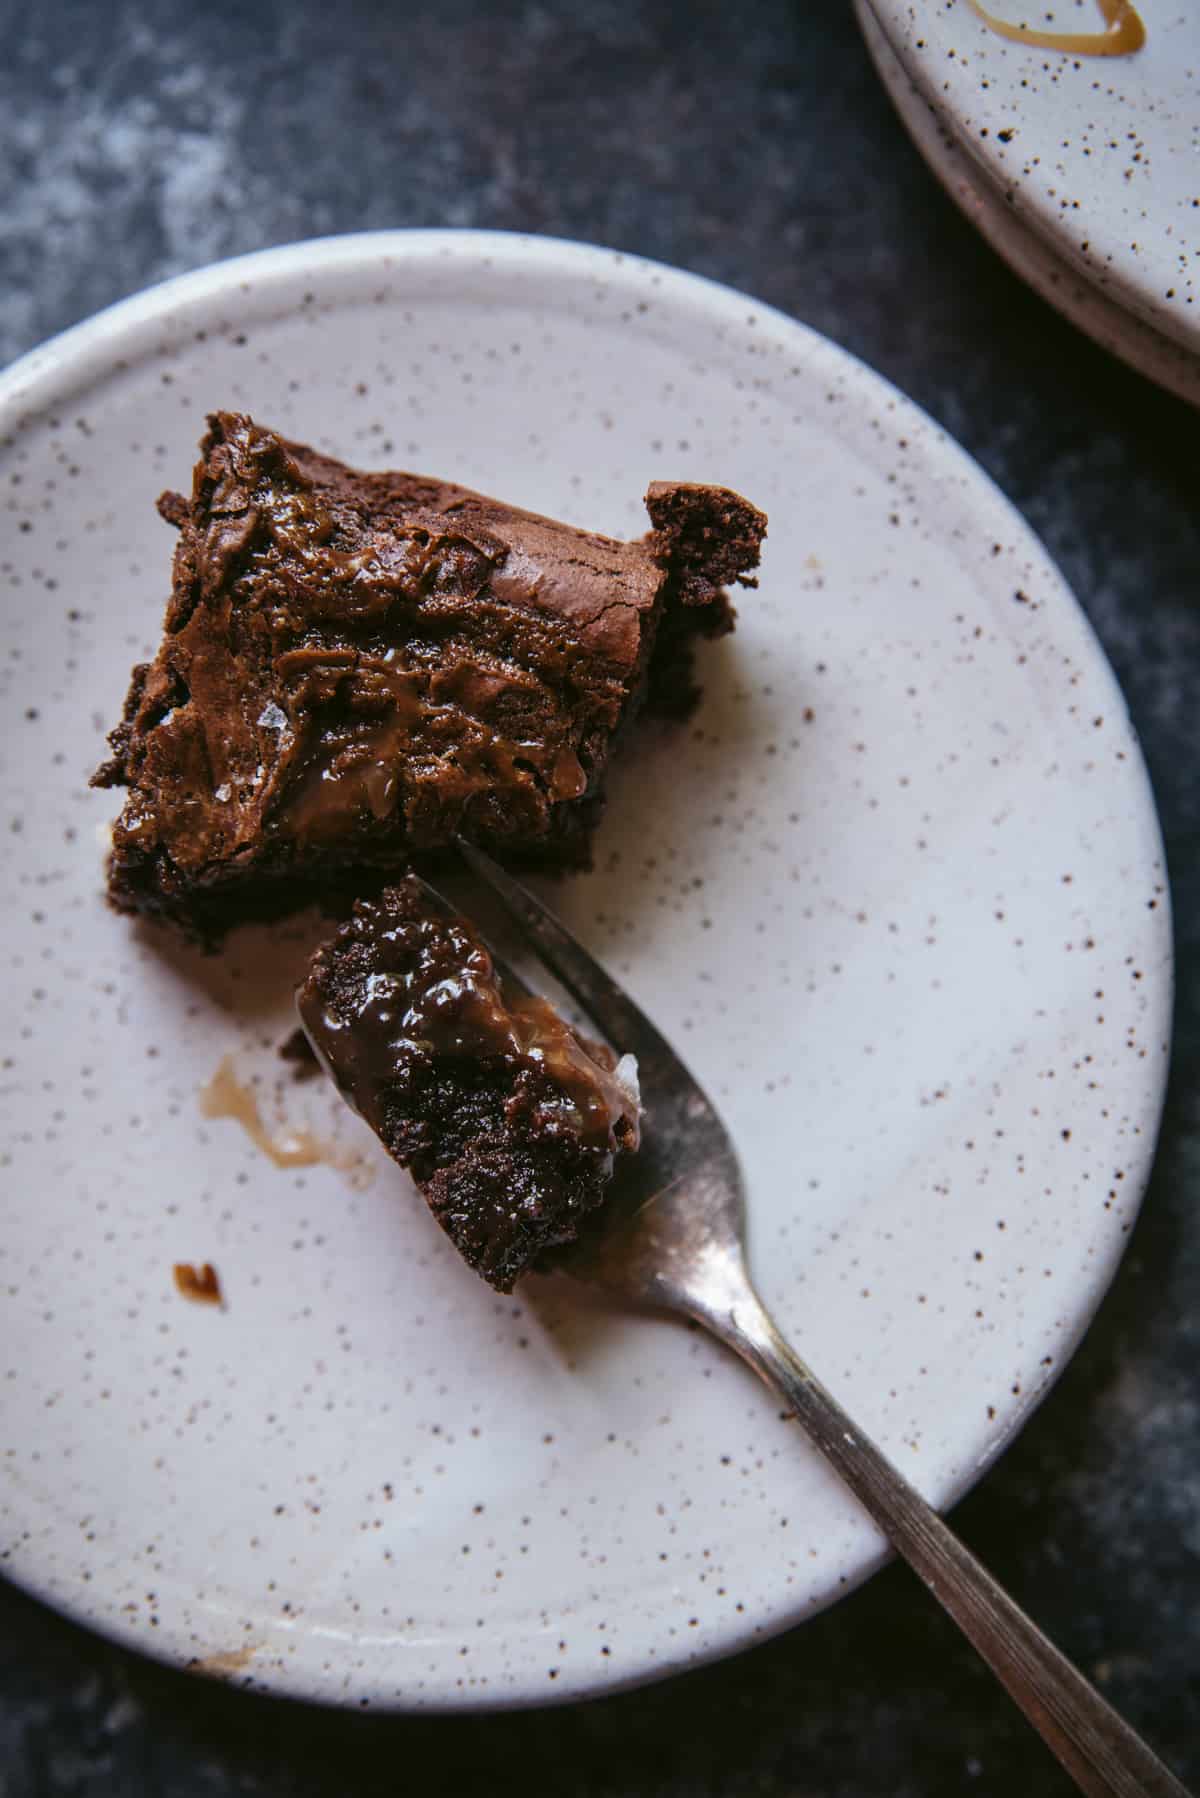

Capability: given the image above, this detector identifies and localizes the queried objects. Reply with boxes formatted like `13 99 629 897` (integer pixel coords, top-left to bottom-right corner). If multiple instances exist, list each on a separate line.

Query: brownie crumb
279 1025 321 1079
173 1261 222 1304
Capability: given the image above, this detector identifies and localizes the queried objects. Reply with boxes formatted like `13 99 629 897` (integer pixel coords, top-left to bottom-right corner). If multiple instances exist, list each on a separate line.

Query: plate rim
0 228 1175 1710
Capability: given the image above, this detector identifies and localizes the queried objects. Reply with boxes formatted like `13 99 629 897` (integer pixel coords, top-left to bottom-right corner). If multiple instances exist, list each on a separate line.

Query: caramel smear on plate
200 1055 326 1168
187 1641 259 1678
966 0 1145 55
173 1261 222 1304
199 1054 375 1185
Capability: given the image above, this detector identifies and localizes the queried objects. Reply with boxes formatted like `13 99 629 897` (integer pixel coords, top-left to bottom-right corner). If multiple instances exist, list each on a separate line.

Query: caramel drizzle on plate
966 0 1145 56
200 1054 327 1169
199 1052 375 1183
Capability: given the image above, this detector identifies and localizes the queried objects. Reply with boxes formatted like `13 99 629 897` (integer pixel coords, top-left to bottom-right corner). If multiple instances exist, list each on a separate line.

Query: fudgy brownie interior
93 412 766 937
296 878 640 1290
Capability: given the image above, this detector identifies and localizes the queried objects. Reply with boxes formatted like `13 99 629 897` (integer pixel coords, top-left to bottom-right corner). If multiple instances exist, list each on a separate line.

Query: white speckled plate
860 0 1200 367
856 0 1200 407
0 231 1172 1710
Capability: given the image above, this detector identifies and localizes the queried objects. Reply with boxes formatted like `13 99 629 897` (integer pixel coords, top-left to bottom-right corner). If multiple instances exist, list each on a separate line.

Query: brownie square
93 412 766 936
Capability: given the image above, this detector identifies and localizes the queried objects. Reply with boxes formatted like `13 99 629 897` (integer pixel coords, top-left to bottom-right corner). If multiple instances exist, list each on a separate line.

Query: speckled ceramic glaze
0 232 1172 1710
862 1 1200 364
855 0 1200 407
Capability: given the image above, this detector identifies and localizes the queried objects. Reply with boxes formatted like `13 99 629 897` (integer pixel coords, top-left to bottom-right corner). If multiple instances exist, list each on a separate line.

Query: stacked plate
856 0 1200 406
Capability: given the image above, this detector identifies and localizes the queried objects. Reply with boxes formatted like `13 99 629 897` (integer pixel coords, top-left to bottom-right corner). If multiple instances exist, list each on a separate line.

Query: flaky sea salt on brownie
92 412 766 936
297 878 640 1292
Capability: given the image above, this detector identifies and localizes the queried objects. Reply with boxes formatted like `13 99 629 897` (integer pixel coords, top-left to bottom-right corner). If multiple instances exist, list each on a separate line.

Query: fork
457 840 1190 1798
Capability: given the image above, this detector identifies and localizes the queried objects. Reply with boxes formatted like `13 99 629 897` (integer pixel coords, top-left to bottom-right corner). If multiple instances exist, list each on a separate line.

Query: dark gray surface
2 1 1197 1793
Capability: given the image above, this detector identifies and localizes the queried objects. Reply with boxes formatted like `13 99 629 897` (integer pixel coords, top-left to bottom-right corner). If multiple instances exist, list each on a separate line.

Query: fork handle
711 1294 1190 1798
